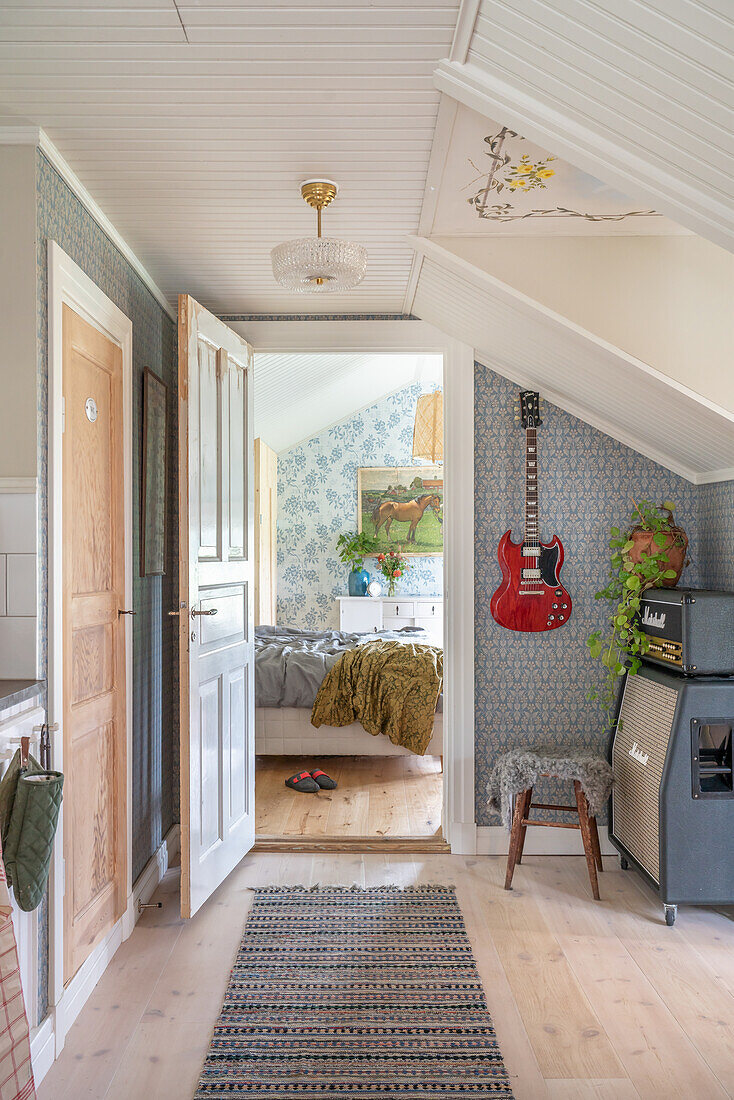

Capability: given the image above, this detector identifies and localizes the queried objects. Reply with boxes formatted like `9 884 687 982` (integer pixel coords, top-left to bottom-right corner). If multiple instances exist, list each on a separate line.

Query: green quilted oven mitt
0 749 43 849
4 770 64 912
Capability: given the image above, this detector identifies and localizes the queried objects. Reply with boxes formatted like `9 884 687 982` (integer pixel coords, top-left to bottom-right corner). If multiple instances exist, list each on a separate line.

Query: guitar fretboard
525 427 538 545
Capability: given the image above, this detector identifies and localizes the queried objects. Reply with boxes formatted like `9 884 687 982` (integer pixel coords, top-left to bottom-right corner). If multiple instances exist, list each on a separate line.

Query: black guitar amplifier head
639 588 734 676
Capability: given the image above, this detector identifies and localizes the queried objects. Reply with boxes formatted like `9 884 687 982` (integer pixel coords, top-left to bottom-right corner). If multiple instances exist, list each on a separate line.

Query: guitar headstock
519 390 542 429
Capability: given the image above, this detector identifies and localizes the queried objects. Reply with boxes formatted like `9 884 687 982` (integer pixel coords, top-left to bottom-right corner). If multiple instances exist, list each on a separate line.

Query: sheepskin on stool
487 749 613 828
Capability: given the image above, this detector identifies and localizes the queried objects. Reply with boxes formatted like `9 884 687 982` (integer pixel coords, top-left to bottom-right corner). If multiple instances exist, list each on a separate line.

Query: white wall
0 145 38 477
431 236 734 414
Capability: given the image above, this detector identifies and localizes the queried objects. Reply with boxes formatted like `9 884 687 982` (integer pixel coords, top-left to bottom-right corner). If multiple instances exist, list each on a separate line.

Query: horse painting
358 465 443 555
372 494 441 543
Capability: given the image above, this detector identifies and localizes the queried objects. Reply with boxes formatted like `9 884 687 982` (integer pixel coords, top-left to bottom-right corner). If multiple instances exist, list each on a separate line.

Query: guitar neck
525 427 538 545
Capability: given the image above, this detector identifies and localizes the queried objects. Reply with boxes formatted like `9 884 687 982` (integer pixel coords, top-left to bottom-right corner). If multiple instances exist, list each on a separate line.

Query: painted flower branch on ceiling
465 126 659 222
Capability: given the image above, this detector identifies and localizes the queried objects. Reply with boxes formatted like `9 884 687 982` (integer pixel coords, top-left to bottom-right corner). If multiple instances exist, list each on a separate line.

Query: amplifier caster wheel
664 904 678 927
619 856 629 871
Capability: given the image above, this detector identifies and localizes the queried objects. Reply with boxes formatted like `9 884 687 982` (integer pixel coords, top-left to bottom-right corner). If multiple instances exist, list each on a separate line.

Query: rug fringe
254 883 457 894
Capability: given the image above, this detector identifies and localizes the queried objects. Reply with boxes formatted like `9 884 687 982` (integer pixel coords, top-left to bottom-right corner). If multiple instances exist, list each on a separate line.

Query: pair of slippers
285 769 337 793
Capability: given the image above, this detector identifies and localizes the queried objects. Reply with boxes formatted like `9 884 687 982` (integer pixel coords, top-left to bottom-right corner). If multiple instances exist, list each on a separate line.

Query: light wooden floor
38 853 734 1100
255 754 443 838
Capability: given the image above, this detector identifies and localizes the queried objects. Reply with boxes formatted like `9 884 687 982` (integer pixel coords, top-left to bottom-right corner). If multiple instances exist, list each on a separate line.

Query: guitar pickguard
539 543 561 587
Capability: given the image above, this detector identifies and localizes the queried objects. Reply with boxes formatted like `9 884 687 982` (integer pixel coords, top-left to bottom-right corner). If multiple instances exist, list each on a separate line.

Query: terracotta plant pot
628 522 688 588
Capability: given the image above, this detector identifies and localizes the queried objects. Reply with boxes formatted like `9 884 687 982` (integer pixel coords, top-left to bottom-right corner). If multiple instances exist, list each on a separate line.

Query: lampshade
412 391 443 463
271 180 367 294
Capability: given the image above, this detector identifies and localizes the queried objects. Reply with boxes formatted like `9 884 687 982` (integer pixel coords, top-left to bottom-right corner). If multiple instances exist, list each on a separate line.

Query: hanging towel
0 839 35 1100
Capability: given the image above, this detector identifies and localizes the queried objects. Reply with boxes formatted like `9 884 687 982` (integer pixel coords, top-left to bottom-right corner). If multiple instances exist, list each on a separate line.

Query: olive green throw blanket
311 640 442 755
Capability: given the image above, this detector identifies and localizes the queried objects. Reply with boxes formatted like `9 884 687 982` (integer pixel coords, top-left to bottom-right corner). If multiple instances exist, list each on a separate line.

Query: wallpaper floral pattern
277 383 443 628
473 362 703 827
697 481 734 591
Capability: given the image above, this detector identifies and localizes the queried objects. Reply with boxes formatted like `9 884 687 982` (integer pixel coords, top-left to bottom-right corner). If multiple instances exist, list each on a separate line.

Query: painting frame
357 465 443 558
140 366 168 577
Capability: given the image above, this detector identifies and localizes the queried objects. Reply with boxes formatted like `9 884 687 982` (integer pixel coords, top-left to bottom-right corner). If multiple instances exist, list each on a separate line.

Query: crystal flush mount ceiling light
271 180 368 293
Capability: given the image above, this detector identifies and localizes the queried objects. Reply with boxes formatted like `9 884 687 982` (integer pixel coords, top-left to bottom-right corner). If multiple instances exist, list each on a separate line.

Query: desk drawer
414 601 442 620
384 601 415 619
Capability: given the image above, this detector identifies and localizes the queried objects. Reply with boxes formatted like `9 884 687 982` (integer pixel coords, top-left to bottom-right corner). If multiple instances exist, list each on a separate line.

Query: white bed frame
256 707 443 757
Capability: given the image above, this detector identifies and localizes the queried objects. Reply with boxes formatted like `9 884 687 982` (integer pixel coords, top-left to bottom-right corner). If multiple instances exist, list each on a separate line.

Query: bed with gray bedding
255 624 438 709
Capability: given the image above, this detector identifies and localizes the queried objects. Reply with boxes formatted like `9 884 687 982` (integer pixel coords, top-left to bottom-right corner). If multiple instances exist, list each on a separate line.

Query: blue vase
348 567 370 596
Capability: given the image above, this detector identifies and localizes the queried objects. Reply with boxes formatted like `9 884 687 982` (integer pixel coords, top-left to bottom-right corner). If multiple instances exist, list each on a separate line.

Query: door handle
192 608 218 617
168 609 180 617
118 609 136 616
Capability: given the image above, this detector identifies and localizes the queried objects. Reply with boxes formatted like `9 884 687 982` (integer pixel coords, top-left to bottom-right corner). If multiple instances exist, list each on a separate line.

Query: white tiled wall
0 490 38 678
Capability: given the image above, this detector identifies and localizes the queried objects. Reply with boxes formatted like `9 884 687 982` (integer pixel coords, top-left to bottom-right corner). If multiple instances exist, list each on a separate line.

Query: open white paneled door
178 295 255 918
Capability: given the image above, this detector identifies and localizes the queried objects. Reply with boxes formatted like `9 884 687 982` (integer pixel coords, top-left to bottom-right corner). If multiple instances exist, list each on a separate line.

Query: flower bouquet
376 548 411 598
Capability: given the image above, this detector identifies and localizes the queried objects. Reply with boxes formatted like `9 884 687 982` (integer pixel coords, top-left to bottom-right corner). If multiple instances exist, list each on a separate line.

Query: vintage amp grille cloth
0 843 34 1100
195 884 513 1098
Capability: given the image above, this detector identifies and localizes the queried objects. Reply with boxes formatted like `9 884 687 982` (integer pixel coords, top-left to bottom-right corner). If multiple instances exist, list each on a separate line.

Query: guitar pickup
521 568 542 579
522 546 540 557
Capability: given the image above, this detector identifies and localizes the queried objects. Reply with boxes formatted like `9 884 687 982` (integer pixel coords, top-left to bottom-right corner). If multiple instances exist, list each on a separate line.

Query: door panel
63 304 127 984
179 295 256 918
198 339 221 560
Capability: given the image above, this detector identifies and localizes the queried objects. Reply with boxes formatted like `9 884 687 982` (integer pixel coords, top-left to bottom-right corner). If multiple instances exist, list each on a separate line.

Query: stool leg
515 788 533 865
505 788 531 891
574 781 601 900
589 814 603 872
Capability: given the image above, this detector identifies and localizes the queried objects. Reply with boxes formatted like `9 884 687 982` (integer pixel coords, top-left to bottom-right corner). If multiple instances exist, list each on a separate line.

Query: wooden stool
504 777 604 899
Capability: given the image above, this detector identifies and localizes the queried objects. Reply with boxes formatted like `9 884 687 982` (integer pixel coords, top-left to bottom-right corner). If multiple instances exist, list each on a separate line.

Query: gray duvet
255 624 436 710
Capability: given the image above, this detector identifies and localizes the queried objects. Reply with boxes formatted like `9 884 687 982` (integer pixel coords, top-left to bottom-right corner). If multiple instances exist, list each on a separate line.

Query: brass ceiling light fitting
271 179 368 293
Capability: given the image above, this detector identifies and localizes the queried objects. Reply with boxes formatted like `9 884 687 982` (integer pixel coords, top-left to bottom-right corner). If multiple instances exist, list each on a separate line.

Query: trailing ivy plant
587 499 687 716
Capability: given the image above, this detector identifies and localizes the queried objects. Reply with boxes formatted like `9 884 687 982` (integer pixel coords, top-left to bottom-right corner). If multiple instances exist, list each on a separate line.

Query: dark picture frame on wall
141 367 168 576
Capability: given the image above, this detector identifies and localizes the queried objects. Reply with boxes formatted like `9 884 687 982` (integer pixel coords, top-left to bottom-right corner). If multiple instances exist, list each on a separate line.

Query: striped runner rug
194 884 513 1097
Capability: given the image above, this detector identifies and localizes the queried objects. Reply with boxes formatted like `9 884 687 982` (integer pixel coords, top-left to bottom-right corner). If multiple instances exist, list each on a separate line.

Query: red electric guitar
490 390 572 632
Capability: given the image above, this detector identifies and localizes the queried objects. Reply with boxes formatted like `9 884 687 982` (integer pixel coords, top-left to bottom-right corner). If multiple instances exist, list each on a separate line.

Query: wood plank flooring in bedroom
255 754 443 844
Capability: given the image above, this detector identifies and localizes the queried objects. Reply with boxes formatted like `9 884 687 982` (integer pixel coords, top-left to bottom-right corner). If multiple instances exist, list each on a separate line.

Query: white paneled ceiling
253 351 443 452
409 237 734 483
0 0 459 314
435 0 734 250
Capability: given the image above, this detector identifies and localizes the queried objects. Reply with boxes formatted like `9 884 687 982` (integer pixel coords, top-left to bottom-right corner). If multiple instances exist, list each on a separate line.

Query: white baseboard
36 824 180 1084
447 821 477 855
30 1014 55 1086
476 825 616 857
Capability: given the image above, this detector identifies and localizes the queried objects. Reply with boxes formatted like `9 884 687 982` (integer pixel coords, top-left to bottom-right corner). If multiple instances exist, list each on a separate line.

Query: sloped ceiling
253 351 442 453
0 0 459 314
408 236 734 483
434 0 734 251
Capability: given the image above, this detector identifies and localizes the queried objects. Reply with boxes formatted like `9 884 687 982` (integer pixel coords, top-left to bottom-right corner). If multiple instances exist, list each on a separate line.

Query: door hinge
61 396 66 434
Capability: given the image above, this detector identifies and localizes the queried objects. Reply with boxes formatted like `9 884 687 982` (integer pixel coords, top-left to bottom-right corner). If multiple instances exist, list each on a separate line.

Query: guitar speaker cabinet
609 664 734 925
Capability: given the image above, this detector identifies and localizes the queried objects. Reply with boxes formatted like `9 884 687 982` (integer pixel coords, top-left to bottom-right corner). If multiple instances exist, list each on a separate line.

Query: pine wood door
178 295 256 919
62 304 127 984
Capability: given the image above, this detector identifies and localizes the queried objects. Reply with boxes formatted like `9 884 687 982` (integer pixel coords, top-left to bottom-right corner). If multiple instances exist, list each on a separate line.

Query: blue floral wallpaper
277 383 443 628
473 361 703 827
697 481 734 590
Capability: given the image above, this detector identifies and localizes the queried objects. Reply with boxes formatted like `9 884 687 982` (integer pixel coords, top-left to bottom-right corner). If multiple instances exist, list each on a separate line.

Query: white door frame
232 319 476 854
47 241 134 1053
